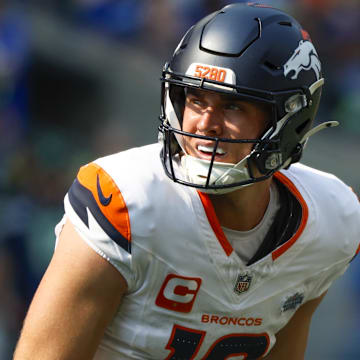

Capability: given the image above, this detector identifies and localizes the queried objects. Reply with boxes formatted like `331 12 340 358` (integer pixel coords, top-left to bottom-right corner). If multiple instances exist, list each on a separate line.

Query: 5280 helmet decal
284 40 321 80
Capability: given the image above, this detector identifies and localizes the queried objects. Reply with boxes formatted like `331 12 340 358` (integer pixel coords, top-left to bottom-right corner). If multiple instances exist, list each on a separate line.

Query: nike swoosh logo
97 174 112 206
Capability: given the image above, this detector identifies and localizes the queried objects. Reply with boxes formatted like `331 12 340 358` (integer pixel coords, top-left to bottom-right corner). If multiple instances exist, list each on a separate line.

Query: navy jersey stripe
68 178 131 253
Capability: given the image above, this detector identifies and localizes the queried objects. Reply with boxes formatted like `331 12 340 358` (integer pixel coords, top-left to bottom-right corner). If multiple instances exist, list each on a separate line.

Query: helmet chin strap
180 153 255 195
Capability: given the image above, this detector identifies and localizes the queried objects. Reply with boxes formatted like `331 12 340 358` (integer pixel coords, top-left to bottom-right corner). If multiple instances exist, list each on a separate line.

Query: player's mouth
196 144 227 161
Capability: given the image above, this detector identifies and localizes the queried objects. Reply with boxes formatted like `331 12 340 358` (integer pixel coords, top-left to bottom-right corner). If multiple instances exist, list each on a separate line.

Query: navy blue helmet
158 2 336 193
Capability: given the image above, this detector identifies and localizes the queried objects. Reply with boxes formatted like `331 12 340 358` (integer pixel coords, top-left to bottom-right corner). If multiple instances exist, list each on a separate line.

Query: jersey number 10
165 324 270 359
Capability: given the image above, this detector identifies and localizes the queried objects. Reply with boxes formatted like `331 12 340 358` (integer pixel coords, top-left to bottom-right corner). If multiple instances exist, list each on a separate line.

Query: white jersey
59 143 360 359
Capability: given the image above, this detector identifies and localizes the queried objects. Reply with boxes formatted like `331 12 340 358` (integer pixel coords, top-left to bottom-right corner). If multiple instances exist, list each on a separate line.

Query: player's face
182 88 269 164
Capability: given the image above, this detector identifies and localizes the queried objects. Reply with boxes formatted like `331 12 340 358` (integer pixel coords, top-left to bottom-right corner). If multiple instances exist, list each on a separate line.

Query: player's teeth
198 145 226 155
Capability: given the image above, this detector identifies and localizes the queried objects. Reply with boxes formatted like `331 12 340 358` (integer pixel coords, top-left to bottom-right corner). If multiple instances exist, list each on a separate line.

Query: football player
14 3 360 360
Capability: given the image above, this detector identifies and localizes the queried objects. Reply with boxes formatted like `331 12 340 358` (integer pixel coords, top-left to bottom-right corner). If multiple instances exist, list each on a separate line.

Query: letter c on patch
155 274 202 313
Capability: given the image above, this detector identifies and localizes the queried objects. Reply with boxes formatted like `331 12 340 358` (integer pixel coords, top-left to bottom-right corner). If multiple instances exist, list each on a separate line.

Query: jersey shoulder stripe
68 162 131 253
271 171 308 260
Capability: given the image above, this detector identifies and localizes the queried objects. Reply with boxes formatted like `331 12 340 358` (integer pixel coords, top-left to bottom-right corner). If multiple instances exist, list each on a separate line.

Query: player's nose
196 107 223 137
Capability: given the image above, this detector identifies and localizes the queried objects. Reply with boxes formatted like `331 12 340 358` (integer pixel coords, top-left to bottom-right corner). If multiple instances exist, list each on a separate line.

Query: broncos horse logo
284 40 321 80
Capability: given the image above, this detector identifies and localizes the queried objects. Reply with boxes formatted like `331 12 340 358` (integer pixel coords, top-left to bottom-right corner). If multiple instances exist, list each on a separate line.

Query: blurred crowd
0 1 359 359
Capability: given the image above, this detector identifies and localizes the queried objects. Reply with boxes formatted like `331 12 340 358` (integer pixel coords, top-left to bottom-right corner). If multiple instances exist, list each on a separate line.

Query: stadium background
0 0 359 358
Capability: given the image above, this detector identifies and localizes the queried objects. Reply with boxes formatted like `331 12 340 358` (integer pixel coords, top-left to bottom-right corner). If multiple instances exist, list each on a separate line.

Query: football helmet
158 2 337 194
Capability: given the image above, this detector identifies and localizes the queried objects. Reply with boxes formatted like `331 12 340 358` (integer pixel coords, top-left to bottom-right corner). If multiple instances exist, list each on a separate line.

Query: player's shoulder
73 142 164 202
285 162 343 184
78 143 165 194
100 142 161 163
65 143 165 249
283 162 358 208
282 163 360 260
95 143 162 176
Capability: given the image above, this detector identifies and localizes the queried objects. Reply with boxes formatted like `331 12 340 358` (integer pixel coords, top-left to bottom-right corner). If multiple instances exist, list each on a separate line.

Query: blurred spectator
71 0 146 40
0 3 29 176
294 0 360 128
0 4 32 358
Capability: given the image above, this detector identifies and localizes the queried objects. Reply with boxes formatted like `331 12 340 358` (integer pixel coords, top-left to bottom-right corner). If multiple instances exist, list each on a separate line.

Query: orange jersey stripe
77 163 131 242
355 242 360 256
272 172 309 260
197 190 233 257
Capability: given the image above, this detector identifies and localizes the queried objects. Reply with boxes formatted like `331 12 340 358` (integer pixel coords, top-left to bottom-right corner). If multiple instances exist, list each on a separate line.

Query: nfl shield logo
234 273 252 295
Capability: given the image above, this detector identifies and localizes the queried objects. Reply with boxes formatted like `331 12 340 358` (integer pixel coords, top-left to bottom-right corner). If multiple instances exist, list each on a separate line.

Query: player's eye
193 99 203 106
224 103 243 111
188 96 205 107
